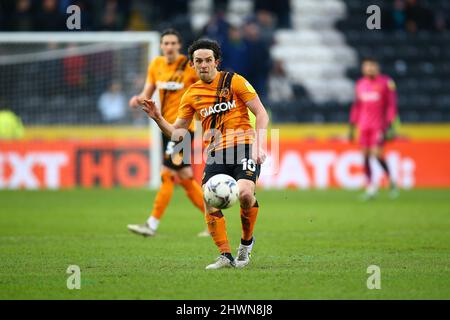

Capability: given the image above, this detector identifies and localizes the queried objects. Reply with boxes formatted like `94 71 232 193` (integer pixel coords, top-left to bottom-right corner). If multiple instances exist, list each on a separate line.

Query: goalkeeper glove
384 123 396 141
348 124 355 142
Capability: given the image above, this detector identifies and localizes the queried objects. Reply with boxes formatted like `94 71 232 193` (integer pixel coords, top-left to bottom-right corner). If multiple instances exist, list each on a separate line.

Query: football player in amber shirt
127 29 208 238
142 39 270 270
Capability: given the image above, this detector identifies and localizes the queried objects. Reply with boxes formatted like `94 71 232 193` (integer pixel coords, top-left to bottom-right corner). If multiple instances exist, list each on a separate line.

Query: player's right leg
374 145 399 198
203 200 235 269
359 129 377 200
202 163 235 270
362 147 378 200
127 166 175 236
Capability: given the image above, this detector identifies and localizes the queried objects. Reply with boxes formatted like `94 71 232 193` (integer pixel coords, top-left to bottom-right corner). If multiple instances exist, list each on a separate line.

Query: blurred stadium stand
337 0 450 123
0 0 449 125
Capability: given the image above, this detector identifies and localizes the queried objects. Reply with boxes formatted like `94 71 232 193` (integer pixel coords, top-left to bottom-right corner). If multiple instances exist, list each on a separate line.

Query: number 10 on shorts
241 158 256 172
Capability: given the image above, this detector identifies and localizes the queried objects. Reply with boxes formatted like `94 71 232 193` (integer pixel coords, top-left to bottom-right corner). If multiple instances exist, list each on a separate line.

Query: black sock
222 252 234 261
377 157 391 179
241 237 253 246
364 155 372 183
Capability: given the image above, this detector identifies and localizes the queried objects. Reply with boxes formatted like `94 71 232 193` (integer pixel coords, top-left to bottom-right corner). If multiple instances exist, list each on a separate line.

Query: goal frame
0 32 162 189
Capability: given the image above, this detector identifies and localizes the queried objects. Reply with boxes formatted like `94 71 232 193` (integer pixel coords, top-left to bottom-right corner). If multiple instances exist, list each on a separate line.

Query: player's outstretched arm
385 79 398 131
129 82 156 108
142 99 191 138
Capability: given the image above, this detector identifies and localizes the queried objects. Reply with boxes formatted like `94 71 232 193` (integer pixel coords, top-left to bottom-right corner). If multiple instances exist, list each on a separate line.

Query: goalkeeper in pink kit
349 57 399 199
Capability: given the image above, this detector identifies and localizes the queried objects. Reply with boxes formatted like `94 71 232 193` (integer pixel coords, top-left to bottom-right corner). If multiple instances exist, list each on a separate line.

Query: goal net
0 32 162 189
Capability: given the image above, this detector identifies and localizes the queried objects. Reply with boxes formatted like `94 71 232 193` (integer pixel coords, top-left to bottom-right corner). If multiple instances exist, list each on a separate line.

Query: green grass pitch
0 188 449 299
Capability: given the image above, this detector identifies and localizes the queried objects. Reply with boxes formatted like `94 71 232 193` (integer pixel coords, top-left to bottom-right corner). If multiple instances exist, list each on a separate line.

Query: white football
203 174 239 209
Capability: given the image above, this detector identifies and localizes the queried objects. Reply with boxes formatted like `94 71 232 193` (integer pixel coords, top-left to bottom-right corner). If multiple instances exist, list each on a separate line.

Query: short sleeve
232 74 258 103
146 58 158 85
386 77 397 92
177 89 196 120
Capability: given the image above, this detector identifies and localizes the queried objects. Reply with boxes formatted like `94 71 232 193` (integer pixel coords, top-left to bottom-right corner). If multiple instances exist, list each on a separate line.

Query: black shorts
202 144 261 185
161 131 194 170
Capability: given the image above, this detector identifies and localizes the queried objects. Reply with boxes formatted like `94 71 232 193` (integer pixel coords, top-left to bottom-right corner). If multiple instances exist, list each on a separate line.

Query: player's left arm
246 96 269 164
233 74 269 164
385 78 398 138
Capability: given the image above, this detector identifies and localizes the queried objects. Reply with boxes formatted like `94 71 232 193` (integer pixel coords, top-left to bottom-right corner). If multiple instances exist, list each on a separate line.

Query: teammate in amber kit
349 57 399 199
142 39 270 270
127 29 208 237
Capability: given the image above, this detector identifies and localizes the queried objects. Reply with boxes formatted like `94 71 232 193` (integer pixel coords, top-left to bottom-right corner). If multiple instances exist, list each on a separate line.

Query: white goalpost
0 32 162 189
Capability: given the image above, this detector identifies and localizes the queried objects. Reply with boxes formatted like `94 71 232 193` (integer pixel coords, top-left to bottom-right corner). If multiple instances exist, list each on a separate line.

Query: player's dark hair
188 39 222 62
160 28 182 44
362 56 378 64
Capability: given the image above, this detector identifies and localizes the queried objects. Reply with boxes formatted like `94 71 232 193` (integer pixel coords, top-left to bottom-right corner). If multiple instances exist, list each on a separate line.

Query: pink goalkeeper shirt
350 74 398 131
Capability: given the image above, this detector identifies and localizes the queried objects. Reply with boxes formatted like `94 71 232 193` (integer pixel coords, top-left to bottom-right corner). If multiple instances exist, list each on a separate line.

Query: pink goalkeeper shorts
359 128 384 148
